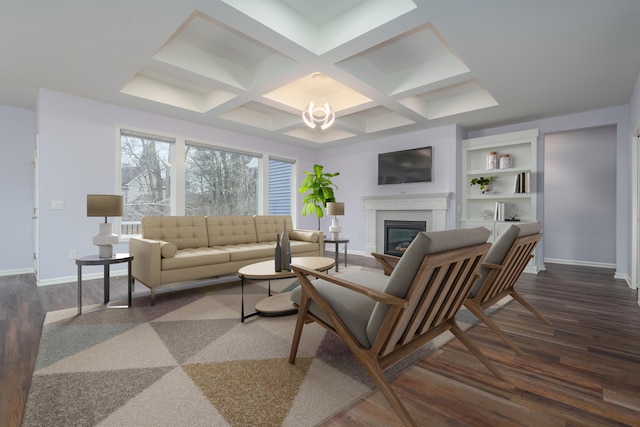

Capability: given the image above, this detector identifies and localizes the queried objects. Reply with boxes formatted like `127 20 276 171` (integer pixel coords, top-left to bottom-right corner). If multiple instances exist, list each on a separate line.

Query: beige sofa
129 215 324 303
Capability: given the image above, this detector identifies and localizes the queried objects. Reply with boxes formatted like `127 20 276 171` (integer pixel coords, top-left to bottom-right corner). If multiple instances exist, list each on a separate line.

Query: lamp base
93 222 119 258
97 244 114 258
329 218 342 240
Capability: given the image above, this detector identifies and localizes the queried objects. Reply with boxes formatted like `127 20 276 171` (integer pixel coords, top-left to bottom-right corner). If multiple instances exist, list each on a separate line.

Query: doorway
543 126 617 267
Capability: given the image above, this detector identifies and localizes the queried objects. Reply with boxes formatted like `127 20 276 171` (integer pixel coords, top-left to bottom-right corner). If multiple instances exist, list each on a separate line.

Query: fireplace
384 220 426 256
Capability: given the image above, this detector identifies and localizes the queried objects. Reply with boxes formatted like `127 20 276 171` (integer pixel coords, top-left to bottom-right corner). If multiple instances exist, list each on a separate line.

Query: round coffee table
238 256 335 322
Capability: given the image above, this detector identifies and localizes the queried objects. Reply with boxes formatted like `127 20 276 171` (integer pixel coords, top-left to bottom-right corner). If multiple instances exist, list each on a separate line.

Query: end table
76 253 133 315
324 238 349 272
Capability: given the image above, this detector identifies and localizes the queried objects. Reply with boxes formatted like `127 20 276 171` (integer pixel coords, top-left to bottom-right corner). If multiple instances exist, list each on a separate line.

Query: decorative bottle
280 220 290 271
274 233 282 272
285 240 291 272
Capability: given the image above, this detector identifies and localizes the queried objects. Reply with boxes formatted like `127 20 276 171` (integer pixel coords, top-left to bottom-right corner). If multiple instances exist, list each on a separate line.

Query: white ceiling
2 0 640 149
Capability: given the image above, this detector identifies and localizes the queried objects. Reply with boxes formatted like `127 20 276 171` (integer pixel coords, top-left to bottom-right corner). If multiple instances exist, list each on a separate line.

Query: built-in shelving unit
460 128 541 272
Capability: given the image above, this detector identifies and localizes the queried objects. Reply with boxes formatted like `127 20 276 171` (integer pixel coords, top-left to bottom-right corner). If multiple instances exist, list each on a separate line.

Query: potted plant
470 176 496 193
299 164 339 230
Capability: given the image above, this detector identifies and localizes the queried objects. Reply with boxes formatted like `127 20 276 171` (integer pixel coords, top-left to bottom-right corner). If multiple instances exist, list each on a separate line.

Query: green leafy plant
470 176 496 193
299 164 339 230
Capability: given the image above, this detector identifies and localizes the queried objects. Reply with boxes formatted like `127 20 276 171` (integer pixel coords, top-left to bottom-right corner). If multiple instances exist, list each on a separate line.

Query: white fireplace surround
362 193 451 255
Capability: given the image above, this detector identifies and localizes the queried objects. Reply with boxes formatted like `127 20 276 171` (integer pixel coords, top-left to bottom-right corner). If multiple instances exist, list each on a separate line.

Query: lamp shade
87 194 124 217
326 202 344 216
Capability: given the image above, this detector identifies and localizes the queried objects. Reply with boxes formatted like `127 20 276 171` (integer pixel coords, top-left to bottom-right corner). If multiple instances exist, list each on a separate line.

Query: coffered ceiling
1 1 640 148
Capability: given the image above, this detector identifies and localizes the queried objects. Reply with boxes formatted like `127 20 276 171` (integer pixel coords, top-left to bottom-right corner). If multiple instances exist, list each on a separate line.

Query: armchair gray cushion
290 271 388 347
291 227 490 348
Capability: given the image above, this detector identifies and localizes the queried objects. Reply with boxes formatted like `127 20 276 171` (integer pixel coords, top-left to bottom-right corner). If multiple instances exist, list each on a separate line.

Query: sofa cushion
142 216 208 249
161 247 230 271
206 216 258 246
214 243 275 262
254 215 294 243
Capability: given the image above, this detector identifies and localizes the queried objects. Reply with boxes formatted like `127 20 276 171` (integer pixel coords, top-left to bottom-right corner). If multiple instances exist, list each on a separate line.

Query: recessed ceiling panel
399 80 498 120
153 12 299 90
340 106 415 133
337 25 470 95
222 0 416 54
219 102 300 131
284 127 356 143
264 73 371 112
121 68 236 113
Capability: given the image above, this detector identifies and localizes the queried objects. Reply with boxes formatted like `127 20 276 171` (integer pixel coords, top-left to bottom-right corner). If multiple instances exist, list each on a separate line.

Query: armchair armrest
481 262 503 270
290 264 407 308
128 237 162 288
371 252 401 276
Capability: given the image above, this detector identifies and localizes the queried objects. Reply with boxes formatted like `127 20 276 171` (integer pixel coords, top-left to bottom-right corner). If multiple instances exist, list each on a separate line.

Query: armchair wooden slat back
289 228 504 426
381 246 485 359
465 227 551 355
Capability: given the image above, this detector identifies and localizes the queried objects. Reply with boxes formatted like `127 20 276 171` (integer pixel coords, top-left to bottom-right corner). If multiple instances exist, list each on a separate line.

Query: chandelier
302 73 335 130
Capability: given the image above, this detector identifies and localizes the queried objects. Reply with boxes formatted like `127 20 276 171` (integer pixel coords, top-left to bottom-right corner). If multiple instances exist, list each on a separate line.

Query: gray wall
0 105 35 274
0 89 635 283
544 126 617 266
466 105 630 279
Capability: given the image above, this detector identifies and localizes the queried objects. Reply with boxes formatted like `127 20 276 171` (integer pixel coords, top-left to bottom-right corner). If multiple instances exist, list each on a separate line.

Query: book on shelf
494 201 505 221
513 171 531 193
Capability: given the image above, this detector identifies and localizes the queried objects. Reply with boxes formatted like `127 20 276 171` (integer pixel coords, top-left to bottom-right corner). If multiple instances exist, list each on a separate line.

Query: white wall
544 126 617 267
316 124 460 254
0 105 35 275
467 105 630 279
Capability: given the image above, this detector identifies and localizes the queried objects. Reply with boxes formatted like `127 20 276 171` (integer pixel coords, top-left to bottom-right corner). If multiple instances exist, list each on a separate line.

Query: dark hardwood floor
2 257 640 426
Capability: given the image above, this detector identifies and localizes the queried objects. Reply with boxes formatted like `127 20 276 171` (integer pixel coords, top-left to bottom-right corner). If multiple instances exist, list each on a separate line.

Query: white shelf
466 167 531 176
466 193 531 200
461 129 540 272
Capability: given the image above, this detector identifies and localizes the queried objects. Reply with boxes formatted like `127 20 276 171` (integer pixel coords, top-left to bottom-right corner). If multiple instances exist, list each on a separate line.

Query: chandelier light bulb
302 101 335 130
302 73 336 130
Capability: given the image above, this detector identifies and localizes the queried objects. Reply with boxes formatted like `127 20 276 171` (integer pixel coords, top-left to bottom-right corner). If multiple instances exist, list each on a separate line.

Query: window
269 157 294 215
185 142 260 216
120 130 175 236
119 128 295 234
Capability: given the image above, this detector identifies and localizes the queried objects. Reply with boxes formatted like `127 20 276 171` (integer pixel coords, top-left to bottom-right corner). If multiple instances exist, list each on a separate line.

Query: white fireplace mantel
362 193 451 255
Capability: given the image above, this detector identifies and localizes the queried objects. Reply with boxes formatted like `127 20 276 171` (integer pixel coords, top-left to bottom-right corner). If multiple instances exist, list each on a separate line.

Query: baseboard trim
544 258 616 270
37 268 130 287
0 267 34 277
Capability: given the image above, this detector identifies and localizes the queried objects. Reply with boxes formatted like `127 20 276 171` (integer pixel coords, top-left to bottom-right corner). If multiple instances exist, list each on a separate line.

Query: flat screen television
378 146 432 185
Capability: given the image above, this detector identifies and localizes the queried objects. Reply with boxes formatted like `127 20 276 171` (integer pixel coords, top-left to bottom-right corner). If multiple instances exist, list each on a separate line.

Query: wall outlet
69 250 77 259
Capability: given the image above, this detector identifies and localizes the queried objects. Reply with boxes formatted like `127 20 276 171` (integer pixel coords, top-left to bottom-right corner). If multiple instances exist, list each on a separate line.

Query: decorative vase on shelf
486 151 497 170
499 154 511 169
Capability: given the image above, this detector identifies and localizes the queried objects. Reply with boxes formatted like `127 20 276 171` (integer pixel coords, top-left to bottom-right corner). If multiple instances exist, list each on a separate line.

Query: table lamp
326 201 344 240
87 194 123 258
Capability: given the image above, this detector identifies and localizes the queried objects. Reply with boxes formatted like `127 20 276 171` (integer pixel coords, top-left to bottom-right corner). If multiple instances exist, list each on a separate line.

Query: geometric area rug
22 268 509 427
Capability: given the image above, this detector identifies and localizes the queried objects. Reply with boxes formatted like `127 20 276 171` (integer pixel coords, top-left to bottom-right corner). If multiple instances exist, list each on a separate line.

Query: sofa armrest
290 229 325 257
129 237 162 288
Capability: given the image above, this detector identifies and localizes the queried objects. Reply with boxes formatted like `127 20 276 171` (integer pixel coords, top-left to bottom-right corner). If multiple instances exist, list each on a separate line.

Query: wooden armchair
288 228 501 427
464 222 551 355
